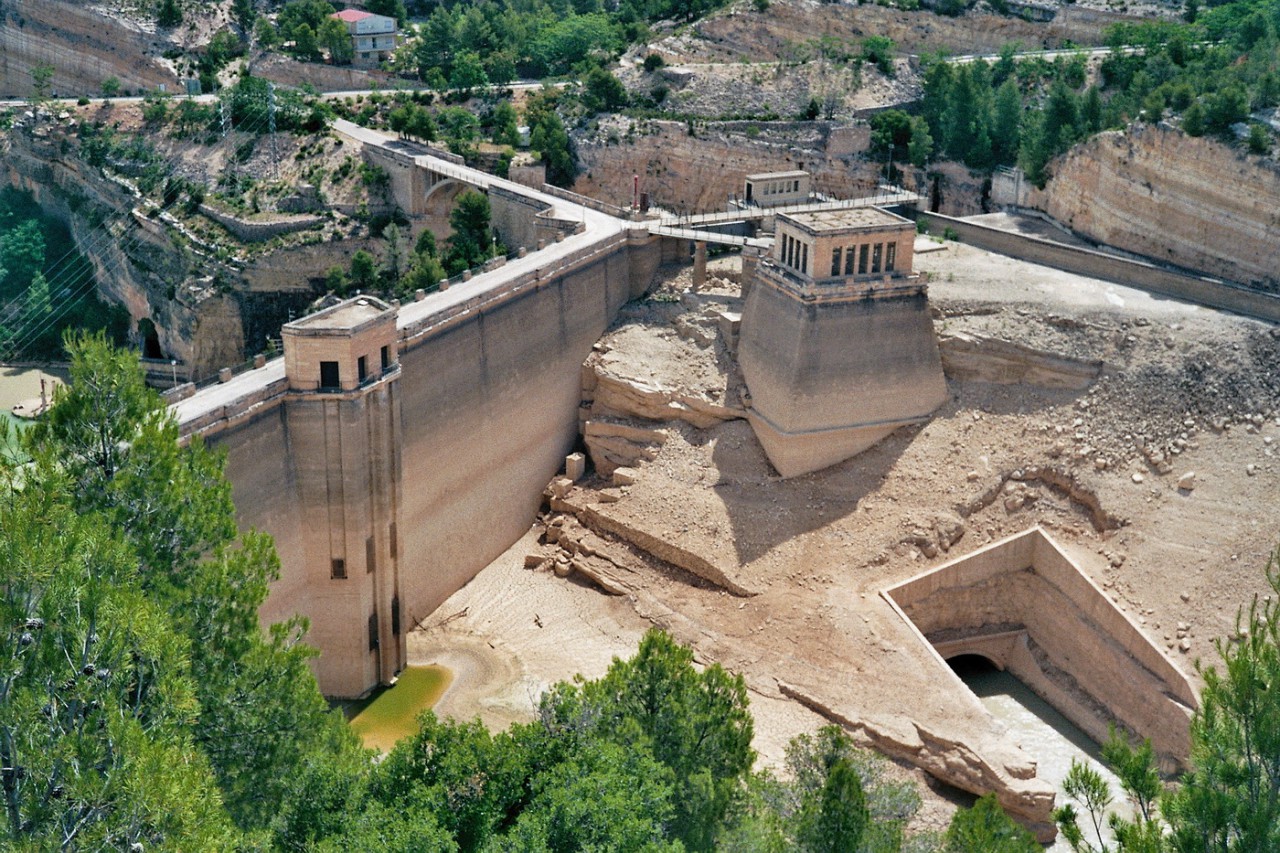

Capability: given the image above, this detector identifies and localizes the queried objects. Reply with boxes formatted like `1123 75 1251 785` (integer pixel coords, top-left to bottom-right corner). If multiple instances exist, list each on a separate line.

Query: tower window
381 345 390 370
331 558 346 579
357 355 368 382
319 361 340 390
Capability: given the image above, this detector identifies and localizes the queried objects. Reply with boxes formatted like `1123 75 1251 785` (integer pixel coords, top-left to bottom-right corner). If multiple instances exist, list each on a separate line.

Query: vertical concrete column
693 240 708 291
741 247 761 299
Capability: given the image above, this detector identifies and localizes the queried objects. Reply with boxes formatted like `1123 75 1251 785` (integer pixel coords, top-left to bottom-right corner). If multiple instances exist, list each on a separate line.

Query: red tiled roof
332 9 373 21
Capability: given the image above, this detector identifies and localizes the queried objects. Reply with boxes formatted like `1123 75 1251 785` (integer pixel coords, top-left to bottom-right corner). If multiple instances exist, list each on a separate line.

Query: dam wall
393 233 652 627
183 225 660 696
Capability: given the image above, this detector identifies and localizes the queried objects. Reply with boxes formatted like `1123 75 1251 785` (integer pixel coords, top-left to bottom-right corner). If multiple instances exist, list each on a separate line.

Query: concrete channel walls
919 211 1280 323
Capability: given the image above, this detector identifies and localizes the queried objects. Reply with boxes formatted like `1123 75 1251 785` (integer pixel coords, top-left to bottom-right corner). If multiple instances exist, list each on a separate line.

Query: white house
331 9 398 68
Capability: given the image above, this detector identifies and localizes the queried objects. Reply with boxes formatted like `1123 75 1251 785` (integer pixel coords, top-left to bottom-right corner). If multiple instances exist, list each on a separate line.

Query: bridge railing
538 184 646 221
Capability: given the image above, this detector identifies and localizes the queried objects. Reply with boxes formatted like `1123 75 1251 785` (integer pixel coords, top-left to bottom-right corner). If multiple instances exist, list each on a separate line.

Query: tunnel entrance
946 653 999 680
885 527 1196 771
139 318 163 359
947 651 1128 851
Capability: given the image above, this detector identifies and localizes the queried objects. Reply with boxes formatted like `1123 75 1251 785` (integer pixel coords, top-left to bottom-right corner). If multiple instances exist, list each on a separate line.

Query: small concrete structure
737 208 947 477
886 528 1197 773
744 170 811 207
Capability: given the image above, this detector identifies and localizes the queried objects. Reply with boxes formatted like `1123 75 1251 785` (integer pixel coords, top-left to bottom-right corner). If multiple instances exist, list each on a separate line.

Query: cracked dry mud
412 241 1280 834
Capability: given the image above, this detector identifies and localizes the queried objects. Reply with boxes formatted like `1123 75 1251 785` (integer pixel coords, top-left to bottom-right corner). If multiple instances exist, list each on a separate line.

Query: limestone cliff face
574 118 888 212
2 124 335 378
0 0 178 97
1030 124 1280 290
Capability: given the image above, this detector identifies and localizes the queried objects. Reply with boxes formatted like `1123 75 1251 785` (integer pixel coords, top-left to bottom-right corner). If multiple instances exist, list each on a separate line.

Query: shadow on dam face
884 527 1198 774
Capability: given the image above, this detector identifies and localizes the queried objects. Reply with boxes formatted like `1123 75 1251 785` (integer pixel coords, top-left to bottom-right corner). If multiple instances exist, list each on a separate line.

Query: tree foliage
1 333 362 847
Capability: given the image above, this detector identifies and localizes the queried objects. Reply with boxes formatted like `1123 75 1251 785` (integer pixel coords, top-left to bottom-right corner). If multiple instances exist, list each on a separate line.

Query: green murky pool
347 665 453 752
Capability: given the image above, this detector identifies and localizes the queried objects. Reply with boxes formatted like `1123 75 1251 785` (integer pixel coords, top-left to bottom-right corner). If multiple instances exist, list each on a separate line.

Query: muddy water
347 665 454 753
951 656 1130 851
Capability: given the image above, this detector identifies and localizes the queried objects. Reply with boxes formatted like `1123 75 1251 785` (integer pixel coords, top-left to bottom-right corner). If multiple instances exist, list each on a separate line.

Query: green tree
29 63 54 107
796 757 869 853
33 333 359 832
861 35 896 77
992 77 1023 165
582 66 628 113
449 52 489 95
1182 100 1206 137
382 223 406 286
293 23 321 62
232 0 256 31
909 117 935 168
0 219 46 299
1205 85 1249 137
1164 551 1280 853
157 0 183 27
503 739 680 851
528 99 576 187
870 109 913 177
350 249 379 290
583 628 755 851
945 794 1039 853
100 76 121 98
443 191 495 274
1247 124 1272 155
320 17 354 65
0 458 237 848
324 264 350 295
491 100 520 147
407 105 438 142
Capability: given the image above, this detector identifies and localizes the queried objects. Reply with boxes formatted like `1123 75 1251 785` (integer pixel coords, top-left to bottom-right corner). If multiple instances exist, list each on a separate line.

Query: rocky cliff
574 117 889 212
0 0 179 97
1 118 352 377
1029 124 1280 290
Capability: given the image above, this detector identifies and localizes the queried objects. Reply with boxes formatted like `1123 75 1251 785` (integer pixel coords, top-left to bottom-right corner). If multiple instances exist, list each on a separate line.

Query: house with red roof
330 8 398 68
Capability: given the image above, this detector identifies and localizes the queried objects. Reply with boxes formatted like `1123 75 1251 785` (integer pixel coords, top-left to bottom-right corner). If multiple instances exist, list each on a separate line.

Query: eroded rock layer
1032 124 1280 290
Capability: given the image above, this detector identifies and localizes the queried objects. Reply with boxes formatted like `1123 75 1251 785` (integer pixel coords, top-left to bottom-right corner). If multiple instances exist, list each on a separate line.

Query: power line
2 87 292 360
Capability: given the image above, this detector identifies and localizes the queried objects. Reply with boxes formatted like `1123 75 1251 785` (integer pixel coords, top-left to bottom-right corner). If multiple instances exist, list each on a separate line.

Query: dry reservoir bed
408 241 1280 835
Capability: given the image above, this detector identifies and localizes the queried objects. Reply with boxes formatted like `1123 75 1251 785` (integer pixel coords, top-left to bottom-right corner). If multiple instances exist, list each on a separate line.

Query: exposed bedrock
574 119 883 212
0 0 179 97
1028 124 1280 290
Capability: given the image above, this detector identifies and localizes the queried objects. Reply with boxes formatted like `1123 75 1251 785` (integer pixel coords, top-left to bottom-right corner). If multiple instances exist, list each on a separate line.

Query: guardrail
399 231 628 349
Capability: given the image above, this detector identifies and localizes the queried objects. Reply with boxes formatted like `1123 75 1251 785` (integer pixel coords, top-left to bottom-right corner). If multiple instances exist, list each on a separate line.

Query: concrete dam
171 126 1196 837
176 134 658 695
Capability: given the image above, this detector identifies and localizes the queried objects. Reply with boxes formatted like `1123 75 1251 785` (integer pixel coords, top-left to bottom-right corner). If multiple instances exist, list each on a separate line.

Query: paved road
0 80 557 110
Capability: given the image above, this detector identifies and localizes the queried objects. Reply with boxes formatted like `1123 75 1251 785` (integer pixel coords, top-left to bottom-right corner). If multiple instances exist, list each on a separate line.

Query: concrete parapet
918 211 1280 323
197 203 325 242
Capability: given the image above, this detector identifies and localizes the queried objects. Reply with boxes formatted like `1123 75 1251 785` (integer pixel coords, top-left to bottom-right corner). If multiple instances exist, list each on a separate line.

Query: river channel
950 655 1130 851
